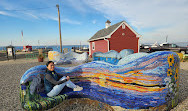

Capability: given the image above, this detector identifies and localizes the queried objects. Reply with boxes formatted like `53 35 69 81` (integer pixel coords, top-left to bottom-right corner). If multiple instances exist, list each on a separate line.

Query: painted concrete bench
20 51 180 110
92 49 134 65
48 51 88 65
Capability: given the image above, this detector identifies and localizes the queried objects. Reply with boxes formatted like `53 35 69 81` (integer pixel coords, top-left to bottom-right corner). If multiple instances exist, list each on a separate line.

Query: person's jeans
47 76 76 97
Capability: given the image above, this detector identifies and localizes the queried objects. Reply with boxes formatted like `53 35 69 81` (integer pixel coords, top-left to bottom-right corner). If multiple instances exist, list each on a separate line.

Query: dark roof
89 21 124 41
106 20 111 23
6 45 15 48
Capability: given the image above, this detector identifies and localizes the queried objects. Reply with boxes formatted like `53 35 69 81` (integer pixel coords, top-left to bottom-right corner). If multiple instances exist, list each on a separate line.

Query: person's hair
46 61 54 67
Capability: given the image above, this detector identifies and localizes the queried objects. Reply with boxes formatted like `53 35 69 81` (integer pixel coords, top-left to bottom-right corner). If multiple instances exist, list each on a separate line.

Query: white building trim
108 21 141 38
104 38 110 51
138 38 140 53
88 35 111 42
89 42 91 56
88 21 141 42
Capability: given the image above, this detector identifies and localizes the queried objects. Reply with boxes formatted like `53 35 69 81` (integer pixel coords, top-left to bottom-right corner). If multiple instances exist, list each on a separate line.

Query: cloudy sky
0 0 187 46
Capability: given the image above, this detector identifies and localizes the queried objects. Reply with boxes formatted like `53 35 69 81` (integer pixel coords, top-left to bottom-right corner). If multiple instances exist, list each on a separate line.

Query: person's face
47 62 55 71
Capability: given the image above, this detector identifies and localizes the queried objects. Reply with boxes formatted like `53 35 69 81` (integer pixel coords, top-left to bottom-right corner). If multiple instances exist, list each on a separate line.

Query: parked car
140 44 151 49
147 43 188 54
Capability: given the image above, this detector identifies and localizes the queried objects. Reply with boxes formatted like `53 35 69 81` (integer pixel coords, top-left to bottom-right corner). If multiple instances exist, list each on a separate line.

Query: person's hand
66 76 70 81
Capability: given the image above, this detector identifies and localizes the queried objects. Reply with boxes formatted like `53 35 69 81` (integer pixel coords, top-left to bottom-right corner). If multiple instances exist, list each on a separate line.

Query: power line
0 6 55 12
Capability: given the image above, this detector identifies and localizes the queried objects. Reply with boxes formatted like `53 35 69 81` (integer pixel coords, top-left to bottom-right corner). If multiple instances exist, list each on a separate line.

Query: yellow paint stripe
107 80 165 92
81 71 156 81
77 78 163 92
75 74 159 83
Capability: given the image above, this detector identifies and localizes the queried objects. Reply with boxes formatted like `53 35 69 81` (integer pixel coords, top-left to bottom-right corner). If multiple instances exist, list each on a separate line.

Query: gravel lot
0 59 187 111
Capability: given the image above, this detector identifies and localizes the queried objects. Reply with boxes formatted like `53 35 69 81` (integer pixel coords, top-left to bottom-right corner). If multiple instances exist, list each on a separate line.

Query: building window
122 24 125 29
92 42 95 50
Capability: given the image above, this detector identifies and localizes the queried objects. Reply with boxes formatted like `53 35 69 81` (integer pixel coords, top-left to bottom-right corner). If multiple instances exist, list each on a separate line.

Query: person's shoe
73 85 83 91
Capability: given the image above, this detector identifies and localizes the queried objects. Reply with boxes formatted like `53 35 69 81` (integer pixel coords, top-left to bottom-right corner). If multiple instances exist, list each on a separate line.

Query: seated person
44 61 83 97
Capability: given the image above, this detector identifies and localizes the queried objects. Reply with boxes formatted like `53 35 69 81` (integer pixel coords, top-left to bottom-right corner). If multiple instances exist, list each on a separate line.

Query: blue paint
20 51 180 109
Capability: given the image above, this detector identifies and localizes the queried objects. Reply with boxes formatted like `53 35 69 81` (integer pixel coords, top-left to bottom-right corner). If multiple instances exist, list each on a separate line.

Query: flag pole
21 30 24 46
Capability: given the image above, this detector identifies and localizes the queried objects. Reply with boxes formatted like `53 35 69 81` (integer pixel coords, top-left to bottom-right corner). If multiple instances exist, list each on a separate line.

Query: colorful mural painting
92 49 134 65
48 51 88 65
20 51 180 110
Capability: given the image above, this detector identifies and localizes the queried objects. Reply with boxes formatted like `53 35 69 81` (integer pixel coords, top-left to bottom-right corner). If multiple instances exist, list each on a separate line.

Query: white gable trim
109 21 141 38
88 35 110 42
88 21 141 42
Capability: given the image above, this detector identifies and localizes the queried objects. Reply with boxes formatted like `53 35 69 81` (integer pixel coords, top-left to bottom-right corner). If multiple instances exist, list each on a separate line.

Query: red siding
108 25 139 53
89 23 139 57
89 40 108 57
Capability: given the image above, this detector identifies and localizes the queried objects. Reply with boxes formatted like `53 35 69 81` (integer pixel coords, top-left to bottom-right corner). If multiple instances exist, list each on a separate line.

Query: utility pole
80 41 81 50
166 35 168 42
56 4 62 53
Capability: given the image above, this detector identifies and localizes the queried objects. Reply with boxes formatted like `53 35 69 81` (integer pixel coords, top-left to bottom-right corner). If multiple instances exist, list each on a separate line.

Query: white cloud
66 0 87 13
0 10 19 18
39 14 81 24
142 22 188 43
39 13 58 21
0 0 82 25
0 11 10 16
0 0 187 46
22 12 39 19
62 18 81 25
92 20 96 24
84 0 188 43
0 1 41 20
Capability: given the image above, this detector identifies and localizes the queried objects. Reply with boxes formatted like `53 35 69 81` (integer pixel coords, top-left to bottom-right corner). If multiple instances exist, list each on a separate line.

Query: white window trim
92 42 95 50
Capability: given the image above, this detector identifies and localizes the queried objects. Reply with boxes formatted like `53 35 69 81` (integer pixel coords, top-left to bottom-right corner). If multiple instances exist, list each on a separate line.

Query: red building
88 20 141 57
23 45 32 52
